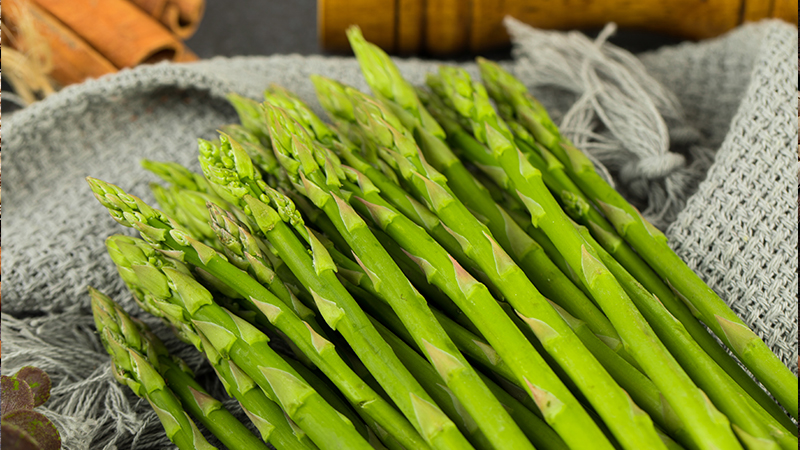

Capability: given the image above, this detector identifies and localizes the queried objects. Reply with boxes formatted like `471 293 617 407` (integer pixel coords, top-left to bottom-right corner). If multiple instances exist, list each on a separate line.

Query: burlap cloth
2 19 796 449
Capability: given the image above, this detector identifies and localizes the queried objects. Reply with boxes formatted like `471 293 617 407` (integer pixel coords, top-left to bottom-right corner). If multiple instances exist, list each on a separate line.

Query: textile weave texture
2 20 797 449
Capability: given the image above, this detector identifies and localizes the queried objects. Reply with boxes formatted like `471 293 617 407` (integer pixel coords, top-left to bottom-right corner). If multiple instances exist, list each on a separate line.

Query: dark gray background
185 0 319 57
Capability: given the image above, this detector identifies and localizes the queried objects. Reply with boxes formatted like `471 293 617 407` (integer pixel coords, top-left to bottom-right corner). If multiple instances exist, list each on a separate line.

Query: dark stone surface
185 0 319 57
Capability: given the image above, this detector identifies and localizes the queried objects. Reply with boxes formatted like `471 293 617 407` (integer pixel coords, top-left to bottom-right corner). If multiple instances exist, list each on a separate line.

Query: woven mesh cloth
2 20 796 449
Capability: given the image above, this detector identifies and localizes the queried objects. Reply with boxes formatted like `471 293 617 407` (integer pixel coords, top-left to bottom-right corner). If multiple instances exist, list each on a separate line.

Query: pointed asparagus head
476 58 561 137
263 185 307 231
345 87 415 153
90 286 123 339
476 57 515 103
264 84 338 145
220 124 280 176
141 160 203 192
346 26 420 114
87 178 168 229
310 75 356 122
436 65 511 144
226 92 269 142
106 234 175 301
219 123 264 147
484 122 516 159
425 72 453 108
198 135 263 210
263 104 330 188
437 66 475 120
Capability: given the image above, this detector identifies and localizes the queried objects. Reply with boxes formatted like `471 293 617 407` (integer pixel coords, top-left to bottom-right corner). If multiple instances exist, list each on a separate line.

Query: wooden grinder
319 0 799 55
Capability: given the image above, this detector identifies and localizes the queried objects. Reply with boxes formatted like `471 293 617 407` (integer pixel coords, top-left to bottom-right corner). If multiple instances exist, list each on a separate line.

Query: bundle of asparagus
87 27 797 450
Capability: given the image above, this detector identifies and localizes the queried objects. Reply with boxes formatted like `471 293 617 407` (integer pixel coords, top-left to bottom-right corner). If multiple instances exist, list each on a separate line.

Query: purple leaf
1 376 34 417
13 368 52 408
1 422 42 450
2 410 62 450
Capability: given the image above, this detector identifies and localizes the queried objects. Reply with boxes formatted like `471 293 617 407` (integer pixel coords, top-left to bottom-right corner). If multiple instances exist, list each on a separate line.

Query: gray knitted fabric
2 20 796 449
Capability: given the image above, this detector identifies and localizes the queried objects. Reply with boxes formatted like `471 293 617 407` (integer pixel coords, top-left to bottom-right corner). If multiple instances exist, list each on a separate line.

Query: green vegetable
433 65 743 450
88 178 377 450
477 58 798 420
264 103 530 450
89 287 273 450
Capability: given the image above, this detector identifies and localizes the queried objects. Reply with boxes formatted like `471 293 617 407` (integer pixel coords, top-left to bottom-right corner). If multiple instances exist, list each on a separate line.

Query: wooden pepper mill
319 0 798 55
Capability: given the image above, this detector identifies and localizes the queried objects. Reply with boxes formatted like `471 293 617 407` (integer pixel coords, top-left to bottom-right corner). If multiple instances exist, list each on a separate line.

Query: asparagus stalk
431 66 743 449
460 136 796 434
89 178 393 450
91 287 279 450
89 287 219 450
226 92 270 144
571 225 796 449
289 362 400 450
370 318 497 450
331 69 668 448
344 156 702 448
491 84 797 433
195 136 462 450
104 234 371 449
347 274 681 450
345 25 446 141
478 58 798 418
141 159 221 196
508 116 794 446
197 332 321 450
509 116 796 434
339 267 566 450
373 317 575 450
311 75 629 361
263 103 532 450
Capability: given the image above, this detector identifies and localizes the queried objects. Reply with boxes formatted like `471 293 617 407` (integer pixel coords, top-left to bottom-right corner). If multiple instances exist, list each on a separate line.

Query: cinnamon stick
128 0 205 39
32 0 183 68
3 0 117 87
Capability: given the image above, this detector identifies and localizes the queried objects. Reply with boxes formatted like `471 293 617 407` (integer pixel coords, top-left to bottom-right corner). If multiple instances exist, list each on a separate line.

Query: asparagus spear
141 159 220 196
226 93 270 145
347 148 691 449
327 71 668 448
89 288 218 450
477 58 798 418
283 357 397 450
570 225 796 449
196 135 466 450
338 168 693 441
89 177 386 450
346 25 446 141
262 103 532 450
508 117 794 446
310 76 630 360
148 183 225 250
197 332 321 450
431 66 744 449
273 80 494 331
104 235 367 449
90 287 276 450
487 78 797 433
447 117 796 433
